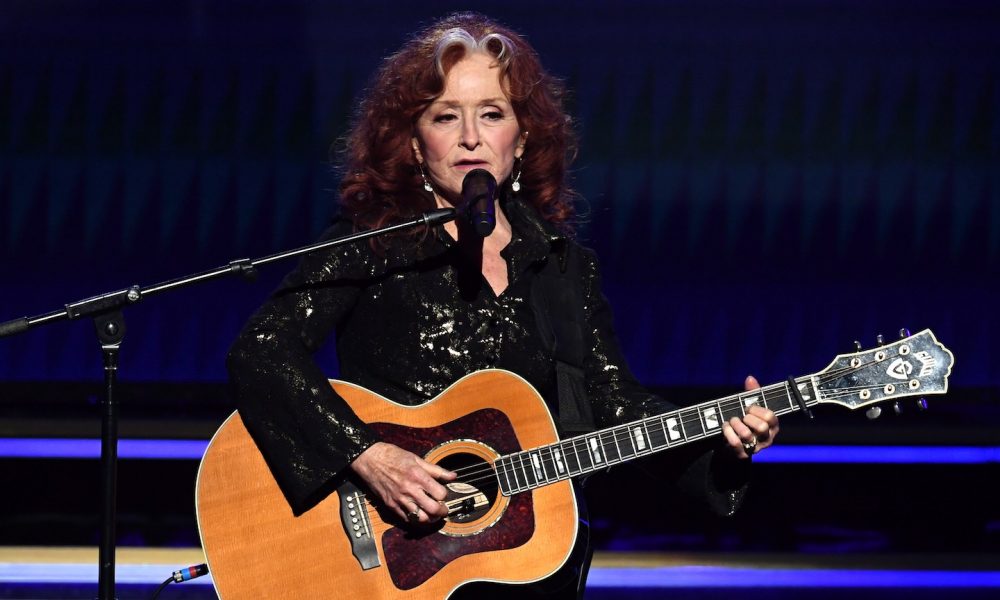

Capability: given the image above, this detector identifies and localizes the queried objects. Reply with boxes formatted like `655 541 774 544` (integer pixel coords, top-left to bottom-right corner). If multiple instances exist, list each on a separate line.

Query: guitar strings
442 348 895 487
393 347 906 492
353 344 917 526
359 375 810 526
353 489 490 536
431 382 838 492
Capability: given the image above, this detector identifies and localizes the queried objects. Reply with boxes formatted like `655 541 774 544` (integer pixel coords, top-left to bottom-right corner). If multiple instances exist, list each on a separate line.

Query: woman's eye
434 114 457 123
483 111 503 121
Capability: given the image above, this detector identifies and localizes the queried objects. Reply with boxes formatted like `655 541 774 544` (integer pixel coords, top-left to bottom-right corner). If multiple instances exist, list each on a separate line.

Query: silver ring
742 437 758 454
406 505 421 522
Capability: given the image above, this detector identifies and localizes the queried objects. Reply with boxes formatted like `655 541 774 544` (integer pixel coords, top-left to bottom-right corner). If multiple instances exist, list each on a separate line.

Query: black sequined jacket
227 196 749 515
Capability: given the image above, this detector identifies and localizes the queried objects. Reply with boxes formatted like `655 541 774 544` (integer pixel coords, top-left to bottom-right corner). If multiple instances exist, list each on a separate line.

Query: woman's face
412 52 526 206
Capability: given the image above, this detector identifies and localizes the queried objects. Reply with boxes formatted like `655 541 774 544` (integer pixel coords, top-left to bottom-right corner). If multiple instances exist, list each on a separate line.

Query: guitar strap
531 239 597 435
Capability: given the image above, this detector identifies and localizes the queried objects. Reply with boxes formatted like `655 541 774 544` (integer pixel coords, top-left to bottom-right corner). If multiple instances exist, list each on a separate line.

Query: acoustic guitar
196 328 953 598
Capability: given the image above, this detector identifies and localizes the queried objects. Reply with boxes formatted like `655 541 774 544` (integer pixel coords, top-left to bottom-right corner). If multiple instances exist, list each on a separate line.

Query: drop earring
511 160 523 193
419 165 434 193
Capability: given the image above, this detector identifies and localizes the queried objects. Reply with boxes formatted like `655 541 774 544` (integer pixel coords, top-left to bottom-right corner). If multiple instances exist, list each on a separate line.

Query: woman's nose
459 119 480 150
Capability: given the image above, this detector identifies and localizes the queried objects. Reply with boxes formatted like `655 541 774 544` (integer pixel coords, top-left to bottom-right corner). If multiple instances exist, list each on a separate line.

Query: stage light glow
1 439 998 463
2 563 999 588
588 566 1000 588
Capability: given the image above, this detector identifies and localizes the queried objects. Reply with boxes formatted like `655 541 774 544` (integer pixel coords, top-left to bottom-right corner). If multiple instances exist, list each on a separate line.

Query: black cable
150 576 173 600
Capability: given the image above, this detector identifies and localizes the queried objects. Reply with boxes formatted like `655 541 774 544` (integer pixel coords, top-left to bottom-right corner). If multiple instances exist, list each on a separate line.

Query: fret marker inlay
553 449 565 474
531 453 543 480
589 438 602 464
632 427 647 451
702 407 720 429
666 418 681 441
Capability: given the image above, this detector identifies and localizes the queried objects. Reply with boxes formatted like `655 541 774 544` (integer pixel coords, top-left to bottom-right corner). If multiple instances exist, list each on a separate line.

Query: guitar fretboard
493 377 819 496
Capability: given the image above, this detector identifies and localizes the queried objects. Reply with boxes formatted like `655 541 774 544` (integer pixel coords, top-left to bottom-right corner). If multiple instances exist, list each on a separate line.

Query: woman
228 12 779 599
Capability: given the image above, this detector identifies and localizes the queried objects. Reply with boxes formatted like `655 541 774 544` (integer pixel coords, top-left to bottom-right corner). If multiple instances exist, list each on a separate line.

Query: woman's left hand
722 375 779 459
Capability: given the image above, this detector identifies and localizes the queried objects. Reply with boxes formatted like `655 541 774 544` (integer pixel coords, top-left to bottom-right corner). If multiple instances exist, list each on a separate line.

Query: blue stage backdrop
0 1 997 396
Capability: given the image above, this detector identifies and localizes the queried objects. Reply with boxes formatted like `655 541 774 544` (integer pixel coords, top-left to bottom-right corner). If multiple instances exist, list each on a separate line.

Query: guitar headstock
813 329 954 411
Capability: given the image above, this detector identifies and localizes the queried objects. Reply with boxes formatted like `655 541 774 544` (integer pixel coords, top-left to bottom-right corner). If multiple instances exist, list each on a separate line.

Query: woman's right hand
350 442 456 524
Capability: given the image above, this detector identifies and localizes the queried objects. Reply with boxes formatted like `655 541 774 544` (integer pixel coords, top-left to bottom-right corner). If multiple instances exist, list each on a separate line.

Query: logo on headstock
887 358 912 380
914 351 938 377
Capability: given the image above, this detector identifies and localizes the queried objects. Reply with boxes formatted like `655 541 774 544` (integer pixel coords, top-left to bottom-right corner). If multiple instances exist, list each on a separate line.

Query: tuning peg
916 398 928 411
876 334 885 346
892 401 903 415
866 406 882 420
854 340 863 351
899 328 911 339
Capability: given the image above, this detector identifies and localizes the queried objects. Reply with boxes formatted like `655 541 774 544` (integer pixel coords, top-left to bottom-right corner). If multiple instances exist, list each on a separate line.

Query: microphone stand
0 208 456 600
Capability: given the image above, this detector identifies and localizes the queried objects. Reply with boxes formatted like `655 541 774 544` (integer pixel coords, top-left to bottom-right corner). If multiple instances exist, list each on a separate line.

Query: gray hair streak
434 28 516 76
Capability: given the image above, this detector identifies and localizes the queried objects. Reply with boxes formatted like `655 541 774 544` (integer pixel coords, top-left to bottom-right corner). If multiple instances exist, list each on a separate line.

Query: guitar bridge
337 481 380 570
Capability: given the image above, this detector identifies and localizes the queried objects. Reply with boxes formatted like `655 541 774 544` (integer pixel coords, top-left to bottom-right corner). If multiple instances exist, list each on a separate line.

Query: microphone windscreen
461 169 496 203
462 169 497 237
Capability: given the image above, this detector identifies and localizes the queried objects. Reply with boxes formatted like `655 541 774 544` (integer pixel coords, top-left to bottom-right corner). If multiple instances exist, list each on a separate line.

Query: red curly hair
337 12 576 234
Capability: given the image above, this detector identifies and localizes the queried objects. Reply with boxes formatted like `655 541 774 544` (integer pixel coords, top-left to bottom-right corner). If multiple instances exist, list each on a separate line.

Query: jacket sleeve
226 221 380 514
577 245 750 516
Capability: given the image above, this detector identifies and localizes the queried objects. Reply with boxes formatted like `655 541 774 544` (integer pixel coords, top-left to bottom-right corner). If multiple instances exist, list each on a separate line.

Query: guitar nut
875 351 887 362
860 389 871 400
899 344 910 355
883 384 895 395
909 379 920 390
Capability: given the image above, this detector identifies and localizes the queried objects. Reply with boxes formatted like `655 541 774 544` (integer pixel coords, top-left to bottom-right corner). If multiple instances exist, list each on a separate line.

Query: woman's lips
453 161 488 170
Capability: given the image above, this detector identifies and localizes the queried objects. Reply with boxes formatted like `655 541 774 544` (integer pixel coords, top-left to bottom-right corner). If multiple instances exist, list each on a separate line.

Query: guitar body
196 369 578 599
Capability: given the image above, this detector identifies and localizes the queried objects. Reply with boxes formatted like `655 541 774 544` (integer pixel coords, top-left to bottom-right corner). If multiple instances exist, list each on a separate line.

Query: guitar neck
494 375 819 495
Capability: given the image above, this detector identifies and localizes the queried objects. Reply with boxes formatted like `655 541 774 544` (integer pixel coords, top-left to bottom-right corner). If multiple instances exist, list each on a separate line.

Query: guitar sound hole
437 453 499 525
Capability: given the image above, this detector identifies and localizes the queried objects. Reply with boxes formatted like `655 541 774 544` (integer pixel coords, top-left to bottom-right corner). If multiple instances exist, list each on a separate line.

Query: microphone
461 169 497 237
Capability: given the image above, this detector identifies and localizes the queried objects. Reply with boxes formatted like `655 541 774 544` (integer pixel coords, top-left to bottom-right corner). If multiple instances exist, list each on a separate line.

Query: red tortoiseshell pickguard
370 408 534 591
